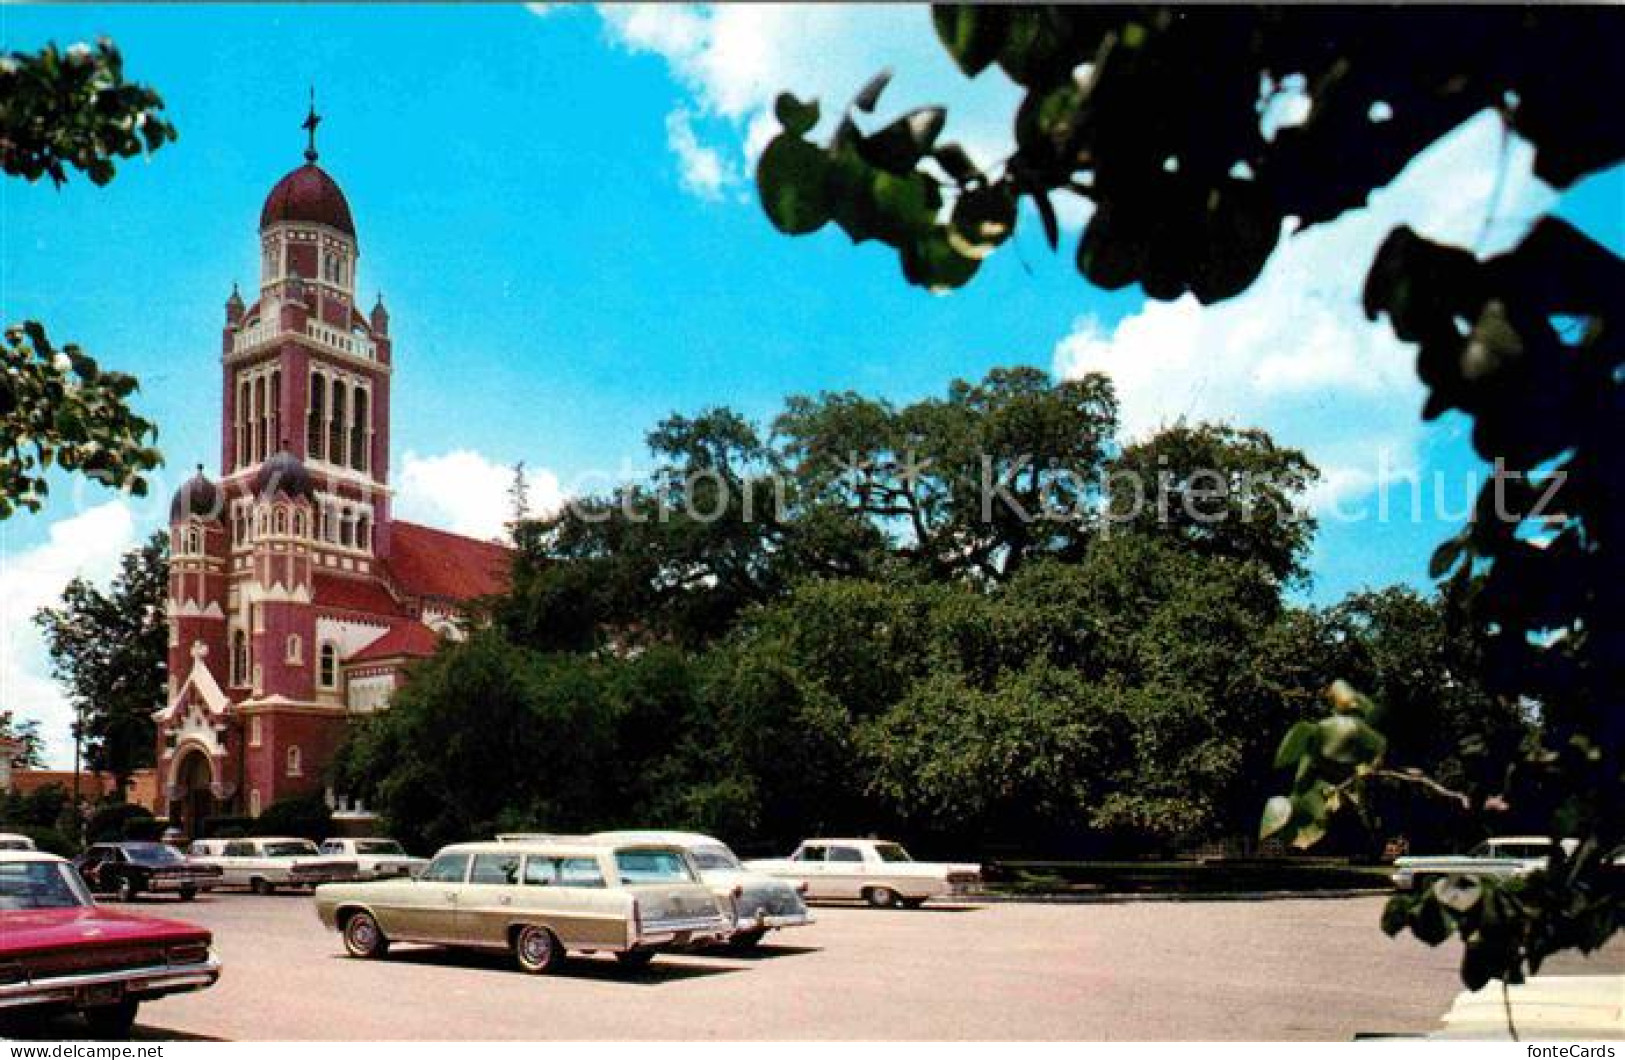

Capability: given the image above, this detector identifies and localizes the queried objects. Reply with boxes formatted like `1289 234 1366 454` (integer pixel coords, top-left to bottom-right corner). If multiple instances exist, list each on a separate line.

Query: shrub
86 802 154 843
253 794 333 842
201 816 252 839
6 826 76 857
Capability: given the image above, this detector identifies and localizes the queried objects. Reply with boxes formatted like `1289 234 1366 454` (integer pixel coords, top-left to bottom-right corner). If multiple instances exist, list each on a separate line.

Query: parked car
314 838 731 974
745 838 982 908
186 837 358 894
0 834 36 852
0 850 220 1037
590 831 813 949
72 843 223 902
1392 836 1579 891
318 838 428 880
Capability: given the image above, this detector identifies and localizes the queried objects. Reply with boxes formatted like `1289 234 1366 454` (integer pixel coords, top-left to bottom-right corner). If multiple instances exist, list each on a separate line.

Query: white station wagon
187 837 359 894
746 838 981 908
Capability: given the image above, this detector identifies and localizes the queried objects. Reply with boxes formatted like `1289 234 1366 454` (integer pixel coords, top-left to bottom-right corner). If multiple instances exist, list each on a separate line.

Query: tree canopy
2 39 173 517
755 3 1623 990
34 532 168 793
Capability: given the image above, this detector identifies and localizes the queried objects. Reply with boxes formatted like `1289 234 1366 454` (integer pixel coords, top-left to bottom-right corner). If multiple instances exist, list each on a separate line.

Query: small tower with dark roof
166 465 228 708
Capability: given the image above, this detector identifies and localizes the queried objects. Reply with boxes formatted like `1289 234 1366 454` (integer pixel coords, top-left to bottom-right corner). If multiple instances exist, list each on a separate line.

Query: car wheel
117 877 138 903
251 878 275 896
343 910 390 959
513 925 562 975
728 929 766 951
178 886 198 902
615 949 656 971
863 886 901 908
82 999 140 1039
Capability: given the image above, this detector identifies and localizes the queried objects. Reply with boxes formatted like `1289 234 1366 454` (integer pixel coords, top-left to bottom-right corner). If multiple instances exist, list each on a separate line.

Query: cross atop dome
302 86 322 163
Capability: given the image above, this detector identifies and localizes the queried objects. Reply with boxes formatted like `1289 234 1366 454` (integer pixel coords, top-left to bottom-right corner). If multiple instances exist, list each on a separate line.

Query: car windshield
265 841 318 858
125 843 186 864
874 843 913 863
688 845 741 871
355 841 405 856
0 860 91 910
0 839 34 852
615 848 696 884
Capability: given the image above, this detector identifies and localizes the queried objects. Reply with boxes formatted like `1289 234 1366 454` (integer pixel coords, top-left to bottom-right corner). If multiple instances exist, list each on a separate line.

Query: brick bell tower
158 96 396 828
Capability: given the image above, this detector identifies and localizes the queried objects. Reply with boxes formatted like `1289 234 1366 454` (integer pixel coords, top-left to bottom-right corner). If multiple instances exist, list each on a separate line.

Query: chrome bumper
635 916 732 947
148 875 219 891
0 955 221 1010
735 910 814 932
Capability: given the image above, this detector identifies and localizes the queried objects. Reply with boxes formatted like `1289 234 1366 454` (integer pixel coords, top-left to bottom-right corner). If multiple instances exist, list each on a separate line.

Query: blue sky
2 4 1621 764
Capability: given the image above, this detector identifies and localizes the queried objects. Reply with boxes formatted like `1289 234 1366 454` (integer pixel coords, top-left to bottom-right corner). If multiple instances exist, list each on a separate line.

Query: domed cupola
169 465 221 522
259 162 355 237
253 448 318 506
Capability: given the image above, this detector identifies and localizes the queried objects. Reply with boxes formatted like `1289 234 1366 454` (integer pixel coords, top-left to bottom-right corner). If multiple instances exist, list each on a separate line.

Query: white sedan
319 838 428 880
745 838 981 908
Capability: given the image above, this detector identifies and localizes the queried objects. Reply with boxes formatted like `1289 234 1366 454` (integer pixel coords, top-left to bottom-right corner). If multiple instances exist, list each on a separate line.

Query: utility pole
71 706 84 846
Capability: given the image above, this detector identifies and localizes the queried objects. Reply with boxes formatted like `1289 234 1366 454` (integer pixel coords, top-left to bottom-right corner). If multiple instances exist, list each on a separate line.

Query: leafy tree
1105 423 1317 585
757 4 1623 989
34 532 168 795
1 322 162 518
2 38 176 186
0 711 46 769
2 39 173 516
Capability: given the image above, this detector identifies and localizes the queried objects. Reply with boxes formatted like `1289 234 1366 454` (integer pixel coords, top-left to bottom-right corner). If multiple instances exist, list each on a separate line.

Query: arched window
286 633 302 663
350 389 368 473
318 642 337 689
186 528 200 553
356 512 370 553
254 375 267 463
286 745 302 777
274 509 287 535
328 381 347 466
293 511 305 536
232 630 248 687
340 510 354 549
269 370 281 454
307 373 326 461
238 379 251 469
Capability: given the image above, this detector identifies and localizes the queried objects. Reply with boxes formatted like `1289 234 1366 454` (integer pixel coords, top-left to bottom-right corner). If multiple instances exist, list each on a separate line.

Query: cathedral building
154 117 510 835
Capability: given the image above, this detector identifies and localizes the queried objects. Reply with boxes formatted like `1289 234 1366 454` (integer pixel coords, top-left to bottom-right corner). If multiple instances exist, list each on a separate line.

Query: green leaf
773 93 820 137
949 183 1016 260
1429 532 1469 580
1317 714 1386 765
852 69 893 114
1259 795 1293 840
931 6 1007 78
1274 720 1318 770
756 135 832 236
901 228 980 292
932 143 981 185
858 107 948 174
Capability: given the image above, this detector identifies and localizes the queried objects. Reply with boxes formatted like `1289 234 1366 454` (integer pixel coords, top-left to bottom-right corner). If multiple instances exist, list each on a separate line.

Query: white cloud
666 109 734 200
1054 111 1557 513
395 450 564 542
0 501 141 768
592 3 1022 199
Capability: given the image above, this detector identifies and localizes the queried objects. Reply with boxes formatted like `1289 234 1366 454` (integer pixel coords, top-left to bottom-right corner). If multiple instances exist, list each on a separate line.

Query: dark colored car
0 852 219 1037
73 843 223 903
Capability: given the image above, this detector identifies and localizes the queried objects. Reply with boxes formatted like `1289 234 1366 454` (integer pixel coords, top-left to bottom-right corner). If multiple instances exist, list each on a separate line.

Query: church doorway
173 748 215 840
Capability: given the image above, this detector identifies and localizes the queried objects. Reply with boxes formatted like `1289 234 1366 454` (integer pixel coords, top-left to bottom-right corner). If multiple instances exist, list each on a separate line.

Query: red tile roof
314 573 406 618
386 521 511 602
347 621 441 663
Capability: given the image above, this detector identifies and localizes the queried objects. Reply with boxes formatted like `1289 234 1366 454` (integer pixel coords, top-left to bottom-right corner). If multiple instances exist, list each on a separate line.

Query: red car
0 852 220 1037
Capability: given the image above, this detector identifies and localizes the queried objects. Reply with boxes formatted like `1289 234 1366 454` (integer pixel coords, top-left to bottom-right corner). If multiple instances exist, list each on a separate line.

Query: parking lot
18 893 1623 1040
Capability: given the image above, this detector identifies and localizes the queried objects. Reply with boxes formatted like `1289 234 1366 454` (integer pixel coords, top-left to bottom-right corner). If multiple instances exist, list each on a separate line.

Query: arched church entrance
173 747 215 839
